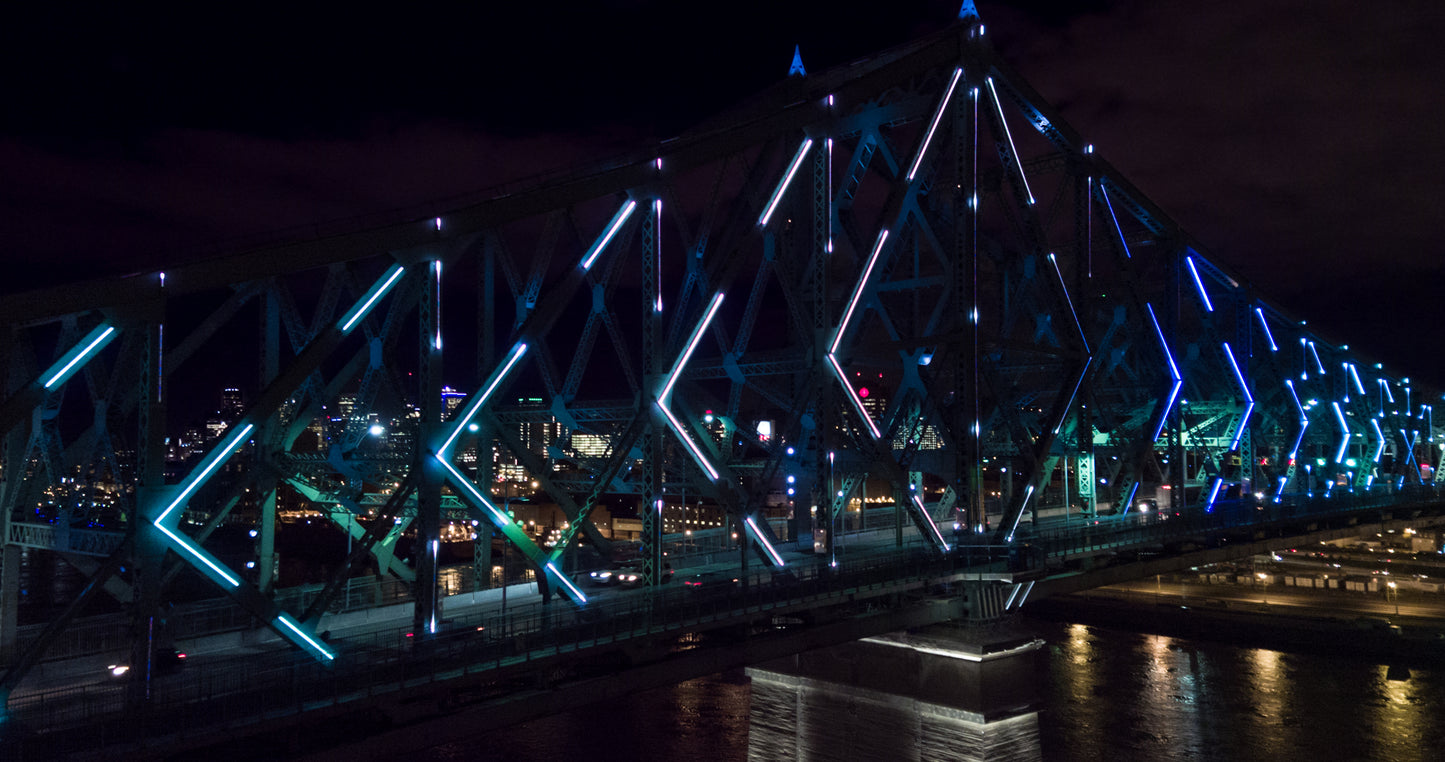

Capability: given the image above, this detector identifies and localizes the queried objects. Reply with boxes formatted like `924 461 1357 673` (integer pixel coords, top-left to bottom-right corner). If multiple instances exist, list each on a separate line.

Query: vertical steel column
413 266 444 635
474 239 497 590
811 144 830 555
0 328 20 660
1074 164 1096 517
256 289 281 593
1167 248 1186 512
641 199 664 586
130 297 168 702
954 75 983 533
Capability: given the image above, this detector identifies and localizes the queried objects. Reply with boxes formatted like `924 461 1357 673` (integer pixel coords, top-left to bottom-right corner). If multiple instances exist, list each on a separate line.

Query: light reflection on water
428 620 1445 761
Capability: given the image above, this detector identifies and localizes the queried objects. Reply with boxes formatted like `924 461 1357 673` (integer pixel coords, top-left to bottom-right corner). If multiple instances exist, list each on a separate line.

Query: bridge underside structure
0 9 1440 714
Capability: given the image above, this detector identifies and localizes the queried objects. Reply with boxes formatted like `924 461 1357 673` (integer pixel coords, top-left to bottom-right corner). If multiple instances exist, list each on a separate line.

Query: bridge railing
8 542 1036 751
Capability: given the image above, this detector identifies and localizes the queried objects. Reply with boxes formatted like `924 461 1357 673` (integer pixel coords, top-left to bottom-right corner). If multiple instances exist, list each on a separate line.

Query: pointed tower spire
789 45 807 77
957 1 979 21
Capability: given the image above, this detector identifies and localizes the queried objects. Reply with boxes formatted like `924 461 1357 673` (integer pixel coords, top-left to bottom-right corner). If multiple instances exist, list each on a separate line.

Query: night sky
4 1 1444 382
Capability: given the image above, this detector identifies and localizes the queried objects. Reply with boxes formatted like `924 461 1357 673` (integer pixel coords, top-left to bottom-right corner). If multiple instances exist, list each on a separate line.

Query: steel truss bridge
1 5 1441 754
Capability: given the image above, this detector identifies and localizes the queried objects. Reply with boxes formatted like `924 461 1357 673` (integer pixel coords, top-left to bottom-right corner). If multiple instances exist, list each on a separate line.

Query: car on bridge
106 647 186 681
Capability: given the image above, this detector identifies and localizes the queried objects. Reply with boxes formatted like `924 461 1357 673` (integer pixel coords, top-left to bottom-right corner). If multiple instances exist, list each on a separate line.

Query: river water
433 615 1445 761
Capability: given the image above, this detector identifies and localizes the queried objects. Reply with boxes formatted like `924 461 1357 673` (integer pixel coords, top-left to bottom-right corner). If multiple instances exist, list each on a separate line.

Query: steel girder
0 14 1439 685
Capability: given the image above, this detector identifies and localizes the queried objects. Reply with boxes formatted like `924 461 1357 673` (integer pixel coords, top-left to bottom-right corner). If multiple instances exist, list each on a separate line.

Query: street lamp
1387 580 1399 615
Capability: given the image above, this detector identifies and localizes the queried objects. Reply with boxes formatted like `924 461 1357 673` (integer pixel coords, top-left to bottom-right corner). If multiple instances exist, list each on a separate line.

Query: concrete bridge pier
746 620 1044 761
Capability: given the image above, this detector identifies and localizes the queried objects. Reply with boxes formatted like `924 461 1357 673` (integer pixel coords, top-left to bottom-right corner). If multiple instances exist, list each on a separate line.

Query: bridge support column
0 545 17 662
748 623 1043 761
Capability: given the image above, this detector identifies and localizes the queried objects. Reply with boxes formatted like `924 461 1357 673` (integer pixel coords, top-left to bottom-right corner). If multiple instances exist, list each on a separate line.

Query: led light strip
1274 475 1289 503
906 67 963 182
1307 341 1326 375
758 138 814 227
150 422 255 588
1146 304 1183 442
1052 359 1092 436
338 264 406 333
658 293 726 481
438 342 529 456
1284 380 1309 460
911 494 952 551
1254 307 1278 351
826 230 890 441
1005 485 1035 542
581 200 637 271
1047 253 1088 353
276 613 335 661
42 324 117 389
1100 184 1133 259
1185 256 1213 312
985 78 1034 205
744 516 786 568
433 261 443 350
1118 481 1140 518
1204 476 1224 512
1347 364 1365 395
1222 343 1254 451
1332 402 1350 464
1370 418 1386 463
654 199 663 313
546 562 588 603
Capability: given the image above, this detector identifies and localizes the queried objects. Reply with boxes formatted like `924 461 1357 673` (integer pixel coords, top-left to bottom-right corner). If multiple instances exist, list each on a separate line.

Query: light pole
1388 580 1399 615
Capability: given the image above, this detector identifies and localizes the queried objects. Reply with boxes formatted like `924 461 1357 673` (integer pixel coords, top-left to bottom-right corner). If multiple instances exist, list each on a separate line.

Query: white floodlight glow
907 67 964 182
1255 307 1278 351
985 77 1034 205
42 324 117 389
910 494 951 552
276 613 336 660
439 342 528 456
1185 257 1214 312
338 264 406 333
744 516 787 568
580 200 637 271
1222 343 1254 450
758 138 814 227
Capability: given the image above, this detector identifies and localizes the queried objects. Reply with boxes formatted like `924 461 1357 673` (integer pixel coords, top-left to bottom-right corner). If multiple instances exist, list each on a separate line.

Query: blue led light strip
1347 364 1365 395
42 324 118 389
1331 402 1350 464
1118 481 1140 519
1204 477 1224 512
1146 304 1183 442
1099 184 1132 259
1184 257 1213 312
276 613 335 661
744 516 787 568
1284 380 1309 460
1222 343 1254 451
758 139 814 227
1370 418 1386 463
1274 475 1289 503
985 78 1034 205
906 67 964 182
1254 307 1278 351
435 456 511 525
1052 358 1092 436
658 293 726 481
438 342 528 456
581 200 637 271
1307 342 1325 375
338 264 406 334
910 494 952 551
